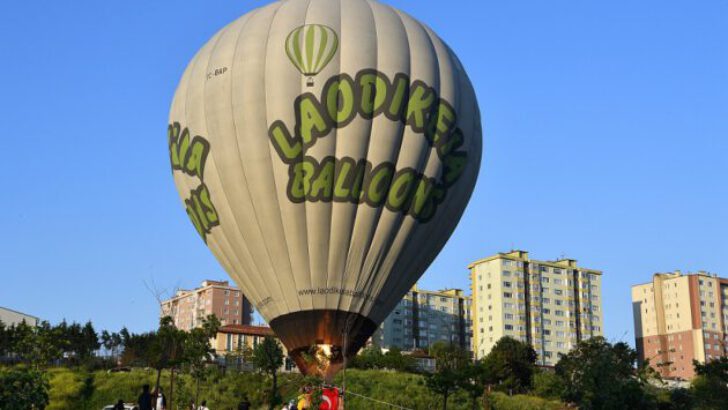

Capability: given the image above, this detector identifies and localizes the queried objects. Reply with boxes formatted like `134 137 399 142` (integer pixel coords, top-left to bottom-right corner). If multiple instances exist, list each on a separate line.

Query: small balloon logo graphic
285 24 339 86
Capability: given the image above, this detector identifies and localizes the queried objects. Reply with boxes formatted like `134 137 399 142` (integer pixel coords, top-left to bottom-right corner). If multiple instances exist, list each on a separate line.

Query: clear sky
1 0 726 345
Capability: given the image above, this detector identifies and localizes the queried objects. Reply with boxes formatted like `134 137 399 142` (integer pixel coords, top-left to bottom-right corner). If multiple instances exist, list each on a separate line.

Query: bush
47 367 90 410
333 369 472 409
488 392 565 410
0 367 50 410
532 370 564 400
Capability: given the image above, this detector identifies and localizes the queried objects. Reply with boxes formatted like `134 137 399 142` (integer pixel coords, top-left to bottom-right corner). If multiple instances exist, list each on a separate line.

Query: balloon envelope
168 0 482 377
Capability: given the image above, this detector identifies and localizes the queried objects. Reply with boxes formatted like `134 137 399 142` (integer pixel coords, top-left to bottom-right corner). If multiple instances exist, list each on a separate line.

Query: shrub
488 392 565 410
0 367 50 410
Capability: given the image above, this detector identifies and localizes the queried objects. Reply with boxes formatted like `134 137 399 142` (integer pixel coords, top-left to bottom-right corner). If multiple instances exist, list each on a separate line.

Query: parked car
107 366 132 373
102 404 137 410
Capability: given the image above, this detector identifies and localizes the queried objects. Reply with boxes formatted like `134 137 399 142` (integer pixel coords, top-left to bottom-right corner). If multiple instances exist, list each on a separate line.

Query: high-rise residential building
632 271 727 380
0 307 39 327
372 285 472 352
469 250 603 365
161 280 254 330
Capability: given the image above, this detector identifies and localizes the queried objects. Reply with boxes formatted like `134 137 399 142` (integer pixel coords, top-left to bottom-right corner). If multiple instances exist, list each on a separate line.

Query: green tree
555 336 655 410
426 342 470 410
148 316 186 401
252 337 285 409
100 330 112 357
691 356 728 410
120 331 156 366
0 367 50 410
457 361 487 410
382 347 417 372
35 321 64 367
532 369 564 400
0 321 9 357
184 315 220 406
79 321 100 362
481 336 537 394
12 321 37 364
350 345 385 369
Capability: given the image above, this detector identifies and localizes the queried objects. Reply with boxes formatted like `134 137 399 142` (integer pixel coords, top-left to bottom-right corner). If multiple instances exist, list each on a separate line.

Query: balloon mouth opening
290 344 345 380
269 309 380 379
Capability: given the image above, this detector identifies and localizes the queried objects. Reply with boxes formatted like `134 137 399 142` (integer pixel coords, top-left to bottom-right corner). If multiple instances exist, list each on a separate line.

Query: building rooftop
163 279 242 303
631 270 725 288
218 324 275 337
468 250 602 274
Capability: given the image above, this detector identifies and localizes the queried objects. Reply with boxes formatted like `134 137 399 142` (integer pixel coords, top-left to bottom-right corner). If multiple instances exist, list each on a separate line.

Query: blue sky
1 0 726 346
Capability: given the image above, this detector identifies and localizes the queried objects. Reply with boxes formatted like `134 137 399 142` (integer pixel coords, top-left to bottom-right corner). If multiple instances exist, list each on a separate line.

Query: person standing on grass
237 395 251 410
153 387 167 410
138 385 152 410
198 399 210 410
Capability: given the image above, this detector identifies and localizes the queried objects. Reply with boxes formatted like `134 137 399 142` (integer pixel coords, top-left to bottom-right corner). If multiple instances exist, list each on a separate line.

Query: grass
43 367 565 410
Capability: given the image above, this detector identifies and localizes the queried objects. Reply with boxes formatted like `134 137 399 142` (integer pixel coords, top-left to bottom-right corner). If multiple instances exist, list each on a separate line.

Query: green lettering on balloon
288 158 316 202
296 94 329 145
387 170 416 211
367 164 394 206
269 121 302 164
310 157 335 200
185 138 210 180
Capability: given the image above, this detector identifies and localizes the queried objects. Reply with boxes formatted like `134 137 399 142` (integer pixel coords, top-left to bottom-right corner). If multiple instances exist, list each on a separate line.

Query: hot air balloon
168 0 482 378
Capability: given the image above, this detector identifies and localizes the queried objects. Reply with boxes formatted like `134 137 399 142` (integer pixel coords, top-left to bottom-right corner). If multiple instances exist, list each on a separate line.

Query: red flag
319 387 340 410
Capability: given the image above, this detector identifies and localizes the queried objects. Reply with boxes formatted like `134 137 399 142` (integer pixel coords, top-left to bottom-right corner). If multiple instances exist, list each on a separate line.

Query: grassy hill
45 367 565 410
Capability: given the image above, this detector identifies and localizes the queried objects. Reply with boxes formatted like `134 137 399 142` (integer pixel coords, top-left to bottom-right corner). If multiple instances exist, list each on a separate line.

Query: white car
102 404 138 410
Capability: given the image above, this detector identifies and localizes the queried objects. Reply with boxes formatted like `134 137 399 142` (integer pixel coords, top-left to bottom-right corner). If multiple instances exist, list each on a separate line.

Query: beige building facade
214 324 296 371
372 286 472 352
632 271 727 380
0 307 39 327
469 250 603 365
161 280 254 330
213 324 279 355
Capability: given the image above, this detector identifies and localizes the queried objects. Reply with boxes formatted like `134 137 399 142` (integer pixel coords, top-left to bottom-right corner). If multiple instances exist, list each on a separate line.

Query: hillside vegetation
44 367 563 410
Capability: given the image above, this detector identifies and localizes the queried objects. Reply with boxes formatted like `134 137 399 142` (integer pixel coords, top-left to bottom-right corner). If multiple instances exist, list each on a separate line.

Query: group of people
125 384 224 410
280 386 341 410
128 385 168 410
113 384 329 410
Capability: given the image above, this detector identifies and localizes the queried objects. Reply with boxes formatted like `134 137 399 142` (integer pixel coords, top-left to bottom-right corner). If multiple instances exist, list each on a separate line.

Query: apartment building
469 250 603 366
372 285 472 352
160 280 254 330
632 271 727 380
